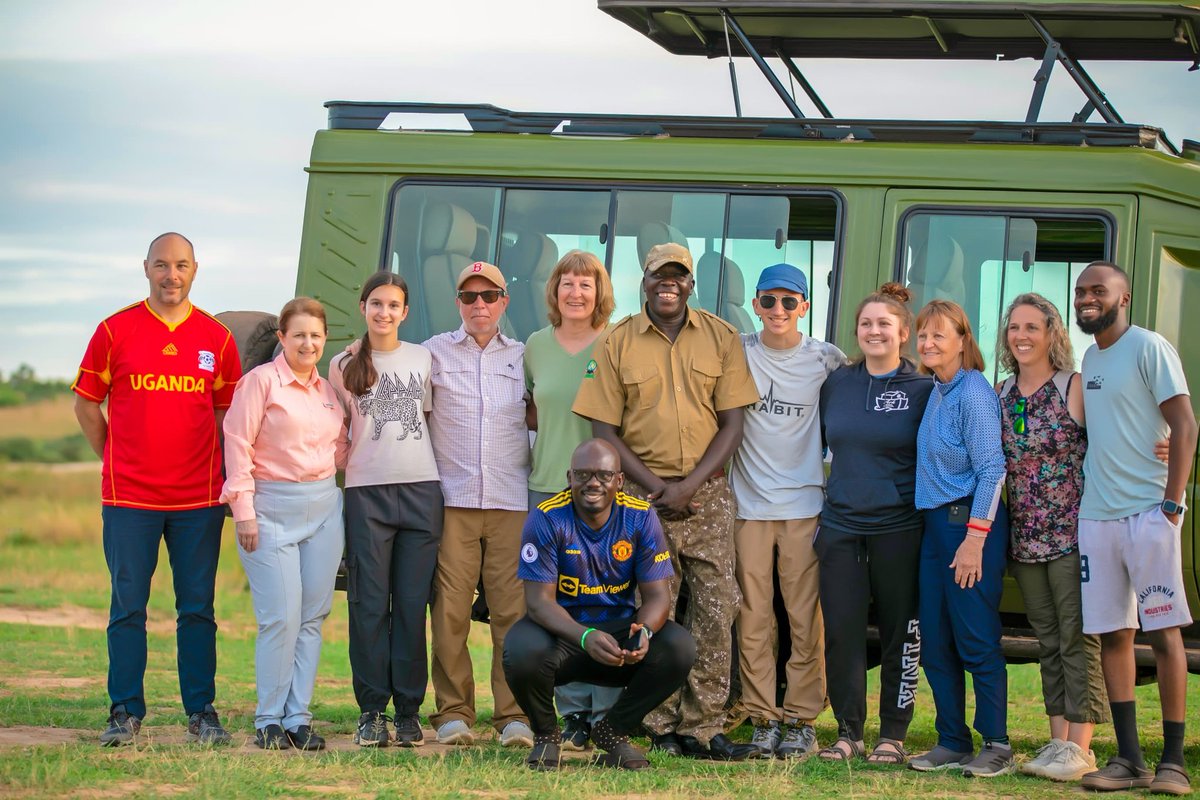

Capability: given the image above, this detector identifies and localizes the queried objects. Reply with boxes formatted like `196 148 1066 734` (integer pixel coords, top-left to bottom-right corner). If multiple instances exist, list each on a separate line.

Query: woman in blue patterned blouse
909 299 1011 778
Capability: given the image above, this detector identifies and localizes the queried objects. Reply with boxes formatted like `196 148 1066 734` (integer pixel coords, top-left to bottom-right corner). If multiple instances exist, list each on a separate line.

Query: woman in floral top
997 293 1107 783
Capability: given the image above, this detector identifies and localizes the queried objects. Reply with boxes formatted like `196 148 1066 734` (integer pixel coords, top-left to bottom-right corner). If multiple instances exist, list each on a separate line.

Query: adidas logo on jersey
162 343 179 356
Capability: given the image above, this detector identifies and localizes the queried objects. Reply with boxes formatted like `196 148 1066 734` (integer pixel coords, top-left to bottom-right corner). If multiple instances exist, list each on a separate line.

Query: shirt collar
451 324 514 350
271 353 322 389
636 304 698 334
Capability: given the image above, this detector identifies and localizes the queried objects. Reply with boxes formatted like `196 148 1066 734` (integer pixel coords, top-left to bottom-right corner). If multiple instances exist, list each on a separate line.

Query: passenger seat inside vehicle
696 252 755 332
500 230 559 339
907 235 967 309
421 202 479 334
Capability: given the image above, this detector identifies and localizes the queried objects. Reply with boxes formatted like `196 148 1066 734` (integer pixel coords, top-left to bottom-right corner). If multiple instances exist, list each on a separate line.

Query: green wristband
580 627 597 650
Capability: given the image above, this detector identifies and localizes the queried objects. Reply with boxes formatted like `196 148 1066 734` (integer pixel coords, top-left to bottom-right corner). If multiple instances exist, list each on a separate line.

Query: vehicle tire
216 310 279 374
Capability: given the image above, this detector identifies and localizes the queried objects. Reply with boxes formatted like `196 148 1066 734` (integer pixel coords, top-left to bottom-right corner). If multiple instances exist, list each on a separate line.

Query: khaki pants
626 476 739 746
429 507 528 731
734 517 825 724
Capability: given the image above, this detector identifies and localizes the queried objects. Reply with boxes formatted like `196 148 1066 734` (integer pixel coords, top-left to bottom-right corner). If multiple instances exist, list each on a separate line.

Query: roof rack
325 101 1176 153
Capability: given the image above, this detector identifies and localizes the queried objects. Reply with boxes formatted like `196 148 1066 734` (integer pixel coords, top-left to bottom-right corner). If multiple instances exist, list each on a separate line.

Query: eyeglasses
457 289 507 304
757 294 802 311
1012 396 1028 435
569 469 618 485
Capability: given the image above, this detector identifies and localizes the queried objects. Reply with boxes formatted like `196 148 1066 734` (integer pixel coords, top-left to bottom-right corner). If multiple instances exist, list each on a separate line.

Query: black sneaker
186 703 232 745
285 725 326 751
394 714 424 747
100 705 141 747
354 711 391 747
255 724 291 750
561 712 591 751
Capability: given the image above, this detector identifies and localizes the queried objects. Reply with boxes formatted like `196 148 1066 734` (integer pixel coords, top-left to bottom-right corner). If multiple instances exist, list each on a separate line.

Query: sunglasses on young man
457 289 507 304
757 294 803 311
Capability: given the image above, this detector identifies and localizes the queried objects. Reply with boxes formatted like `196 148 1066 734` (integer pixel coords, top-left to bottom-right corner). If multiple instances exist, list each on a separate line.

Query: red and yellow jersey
72 300 242 510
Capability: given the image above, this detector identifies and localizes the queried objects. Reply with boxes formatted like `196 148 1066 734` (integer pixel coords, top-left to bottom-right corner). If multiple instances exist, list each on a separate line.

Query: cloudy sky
3 0 1198 378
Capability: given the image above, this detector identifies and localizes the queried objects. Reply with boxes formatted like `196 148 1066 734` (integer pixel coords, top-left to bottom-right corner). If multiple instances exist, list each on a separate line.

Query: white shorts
1078 507 1193 634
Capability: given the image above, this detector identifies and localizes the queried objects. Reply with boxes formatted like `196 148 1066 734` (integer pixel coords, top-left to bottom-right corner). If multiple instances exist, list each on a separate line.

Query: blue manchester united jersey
518 490 674 624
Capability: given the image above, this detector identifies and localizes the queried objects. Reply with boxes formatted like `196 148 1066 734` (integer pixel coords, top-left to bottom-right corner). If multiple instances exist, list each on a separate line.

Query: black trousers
502 615 696 737
345 481 444 715
815 526 923 742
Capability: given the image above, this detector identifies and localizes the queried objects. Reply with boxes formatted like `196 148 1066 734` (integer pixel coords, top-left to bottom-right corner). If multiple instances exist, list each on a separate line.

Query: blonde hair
915 299 985 374
544 250 615 329
997 292 1074 375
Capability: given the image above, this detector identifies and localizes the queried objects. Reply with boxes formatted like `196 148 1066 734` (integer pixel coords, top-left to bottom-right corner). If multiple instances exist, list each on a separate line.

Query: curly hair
996 292 1075 375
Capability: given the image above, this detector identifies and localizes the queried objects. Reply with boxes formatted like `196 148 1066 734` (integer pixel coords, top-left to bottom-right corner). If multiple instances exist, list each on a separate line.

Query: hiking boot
749 721 783 758
186 703 232 745
100 705 141 747
435 719 475 745
500 721 535 748
1041 740 1096 782
1081 757 1154 791
285 725 325 751
560 712 591 751
1020 739 1066 778
962 742 1014 777
776 723 818 759
910 744 974 771
354 711 391 747
394 714 424 747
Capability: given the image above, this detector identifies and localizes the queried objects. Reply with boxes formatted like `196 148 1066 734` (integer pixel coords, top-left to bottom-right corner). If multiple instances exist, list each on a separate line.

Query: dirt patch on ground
0 726 87 748
3 675 97 690
70 782 187 798
0 604 175 635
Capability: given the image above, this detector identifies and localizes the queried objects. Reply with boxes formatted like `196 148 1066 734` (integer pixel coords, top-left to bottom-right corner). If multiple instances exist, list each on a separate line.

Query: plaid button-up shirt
424 326 530 511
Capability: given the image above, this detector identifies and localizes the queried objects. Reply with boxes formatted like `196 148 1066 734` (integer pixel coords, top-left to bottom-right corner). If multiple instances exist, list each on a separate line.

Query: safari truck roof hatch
598 2 1199 123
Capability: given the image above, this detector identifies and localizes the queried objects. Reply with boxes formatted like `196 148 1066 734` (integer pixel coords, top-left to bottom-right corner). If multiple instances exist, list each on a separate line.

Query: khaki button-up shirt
572 307 758 478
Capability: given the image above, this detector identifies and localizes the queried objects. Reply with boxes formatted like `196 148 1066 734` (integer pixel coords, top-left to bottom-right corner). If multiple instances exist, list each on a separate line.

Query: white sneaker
1041 740 1097 782
500 721 534 748
436 719 476 745
1020 739 1066 777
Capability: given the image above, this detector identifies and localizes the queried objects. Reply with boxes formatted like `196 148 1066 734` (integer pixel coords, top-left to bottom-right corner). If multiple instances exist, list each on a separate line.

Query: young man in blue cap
729 263 846 758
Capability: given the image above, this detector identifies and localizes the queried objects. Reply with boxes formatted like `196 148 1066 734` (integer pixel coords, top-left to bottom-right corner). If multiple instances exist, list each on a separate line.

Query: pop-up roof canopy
599 1 1199 124
598 1 1200 61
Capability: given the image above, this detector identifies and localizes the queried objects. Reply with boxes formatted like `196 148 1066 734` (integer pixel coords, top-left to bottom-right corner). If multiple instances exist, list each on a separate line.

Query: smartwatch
1161 498 1187 516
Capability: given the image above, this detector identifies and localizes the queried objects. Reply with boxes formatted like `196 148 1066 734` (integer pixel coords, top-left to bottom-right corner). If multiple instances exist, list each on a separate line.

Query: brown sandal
817 736 865 762
866 738 909 765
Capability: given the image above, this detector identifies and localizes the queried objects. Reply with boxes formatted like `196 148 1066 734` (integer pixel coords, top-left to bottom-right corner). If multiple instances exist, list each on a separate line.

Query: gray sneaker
749 721 782 758
962 742 1014 778
1020 739 1065 777
436 719 476 746
186 703 232 745
1040 740 1096 782
500 721 535 748
777 723 818 759
100 705 141 747
910 744 974 771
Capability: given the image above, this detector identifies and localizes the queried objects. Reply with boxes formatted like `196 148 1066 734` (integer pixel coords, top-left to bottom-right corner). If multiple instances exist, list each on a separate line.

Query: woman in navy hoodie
816 283 933 763
910 299 1010 778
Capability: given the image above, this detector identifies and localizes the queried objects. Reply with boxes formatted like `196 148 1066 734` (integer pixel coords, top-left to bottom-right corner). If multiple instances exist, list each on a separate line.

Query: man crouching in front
503 438 696 770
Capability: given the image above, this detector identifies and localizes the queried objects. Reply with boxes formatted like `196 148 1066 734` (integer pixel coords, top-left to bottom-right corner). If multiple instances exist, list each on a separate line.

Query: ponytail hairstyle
915 298 986 374
852 282 915 362
340 271 410 396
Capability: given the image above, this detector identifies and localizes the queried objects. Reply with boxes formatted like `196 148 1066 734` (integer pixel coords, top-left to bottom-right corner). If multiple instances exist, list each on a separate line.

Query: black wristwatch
1161 498 1187 515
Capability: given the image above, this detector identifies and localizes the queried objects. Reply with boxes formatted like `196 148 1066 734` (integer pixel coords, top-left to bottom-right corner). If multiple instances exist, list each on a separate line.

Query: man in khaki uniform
572 243 759 761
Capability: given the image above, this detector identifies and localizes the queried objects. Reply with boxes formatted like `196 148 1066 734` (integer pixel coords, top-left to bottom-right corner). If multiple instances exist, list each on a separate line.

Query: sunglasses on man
457 289 507 304
757 294 803 311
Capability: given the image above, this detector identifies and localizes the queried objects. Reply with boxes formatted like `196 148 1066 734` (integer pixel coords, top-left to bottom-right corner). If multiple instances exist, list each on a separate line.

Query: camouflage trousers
624 475 739 746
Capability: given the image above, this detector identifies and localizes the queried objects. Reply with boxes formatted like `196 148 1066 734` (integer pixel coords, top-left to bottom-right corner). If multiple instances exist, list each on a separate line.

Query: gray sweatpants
239 477 344 730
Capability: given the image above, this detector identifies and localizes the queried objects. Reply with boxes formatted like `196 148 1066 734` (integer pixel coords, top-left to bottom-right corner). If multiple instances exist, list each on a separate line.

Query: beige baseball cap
455 261 507 291
643 242 693 274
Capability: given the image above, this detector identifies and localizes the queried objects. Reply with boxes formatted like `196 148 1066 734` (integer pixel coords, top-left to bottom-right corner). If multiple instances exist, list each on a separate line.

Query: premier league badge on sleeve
521 543 538 563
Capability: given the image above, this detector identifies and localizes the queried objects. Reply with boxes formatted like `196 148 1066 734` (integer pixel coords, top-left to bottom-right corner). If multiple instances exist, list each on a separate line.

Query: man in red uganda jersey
73 232 242 746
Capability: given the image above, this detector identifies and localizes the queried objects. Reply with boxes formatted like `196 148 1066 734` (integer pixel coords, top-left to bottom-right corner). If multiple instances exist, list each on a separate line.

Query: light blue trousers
240 477 344 731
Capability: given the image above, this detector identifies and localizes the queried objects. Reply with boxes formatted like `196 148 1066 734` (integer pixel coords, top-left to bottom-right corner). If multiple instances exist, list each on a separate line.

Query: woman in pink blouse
221 297 348 751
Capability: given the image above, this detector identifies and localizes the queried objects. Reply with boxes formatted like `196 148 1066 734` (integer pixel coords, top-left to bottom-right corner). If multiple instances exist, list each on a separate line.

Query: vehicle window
902 211 1109 382
610 190 726 320
496 188 609 340
726 195 838 339
388 184 501 342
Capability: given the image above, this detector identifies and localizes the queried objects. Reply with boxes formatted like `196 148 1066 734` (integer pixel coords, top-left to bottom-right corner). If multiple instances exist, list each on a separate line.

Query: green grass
2 463 1200 798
